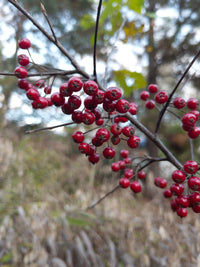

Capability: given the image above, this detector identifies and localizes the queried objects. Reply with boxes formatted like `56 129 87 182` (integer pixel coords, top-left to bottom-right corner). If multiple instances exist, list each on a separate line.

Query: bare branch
25 122 74 134
41 3 57 43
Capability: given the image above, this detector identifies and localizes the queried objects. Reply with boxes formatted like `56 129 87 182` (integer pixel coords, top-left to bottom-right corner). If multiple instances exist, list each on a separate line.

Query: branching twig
0 70 81 77
41 3 57 43
155 49 200 134
25 122 74 134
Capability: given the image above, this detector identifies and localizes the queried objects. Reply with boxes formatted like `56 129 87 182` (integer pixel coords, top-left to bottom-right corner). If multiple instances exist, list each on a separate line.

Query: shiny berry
51 92 65 106
148 84 158 93
83 80 98 96
155 90 168 104
173 97 185 109
120 149 129 158
127 135 140 148
130 181 142 193
172 170 186 183
59 82 73 97
18 38 31 49
103 146 115 159
68 76 83 92
145 100 155 109
119 177 130 188
140 90 150 101
116 99 130 113
154 177 167 188
105 87 122 101
187 98 198 110
17 54 29 66
72 131 84 143
184 160 198 174
15 66 27 78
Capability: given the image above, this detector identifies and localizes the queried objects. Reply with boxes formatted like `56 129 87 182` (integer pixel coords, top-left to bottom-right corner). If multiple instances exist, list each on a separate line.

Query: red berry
18 38 31 49
110 124 122 135
105 87 122 101
175 195 189 208
84 96 97 110
187 98 198 110
18 79 29 90
148 84 158 93
170 183 184 196
88 153 100 164
32 97 48 109
155 90 168 104
130 181 142 193
184 160 198 174
171 199 179 212
59 82 73 97
129 102 137 115
68 76 83 92
17 54 29 66
124 157 131 164
68 95 82 110
154 177 167 188
177 207 187 217
172 170 186 183
103 98 116 112
182 113 197 127
188 127 200 139
14 66 27 78
51 92 65 106
111 162 120 172
92 108 101 121
120 149 129 158
72 131 84 143
124 168 134 178
96 128 110 142
44 86 52 94
83 80 98 96
92 136 104 147
96 118 104 126
78 142 90 154
93 90 105 104
35 79 45 88
122 125 135 137
119 177 130 188
192 205 200 213
72 110 83 123
145 100 155 109
173 97 185 109
189 110 199 120
26 88 40 100
140 90 150 101
82 111 95 125
138 170 146 179
61 102 74 115
118 160 126 170
111 135 121 145
103 146 115 159
116 99 130 113
189 192 200 206
188 176 200 191
127 135 140 148
163 189 173 198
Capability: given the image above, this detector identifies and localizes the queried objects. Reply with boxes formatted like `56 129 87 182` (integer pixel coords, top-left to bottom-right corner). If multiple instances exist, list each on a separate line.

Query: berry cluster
15 38 200 218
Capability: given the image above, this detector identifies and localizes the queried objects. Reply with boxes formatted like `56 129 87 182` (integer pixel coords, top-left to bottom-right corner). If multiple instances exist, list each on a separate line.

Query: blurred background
0 0 200 266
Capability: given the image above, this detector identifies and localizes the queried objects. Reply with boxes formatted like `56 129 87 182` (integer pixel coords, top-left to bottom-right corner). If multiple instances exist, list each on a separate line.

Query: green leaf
0 252 13 264
80 14 95 30
67 216 94 227
126 0 144 13
113 70 146 97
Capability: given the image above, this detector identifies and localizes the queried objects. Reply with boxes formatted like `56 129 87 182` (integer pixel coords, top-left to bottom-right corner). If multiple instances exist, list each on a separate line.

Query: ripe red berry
111 135 121 145
110 124 122 135
124 168 134 178
68 76 83 92
130 181 142 193
140 90 150 101
145 100 155 109
122 126 135 137
18 38 31 49
170 183 184 196
189 110 199 120
84 96 98 110
72 131 84 143
83 80 98 96
188 176 200 191
119 177 130 188
96 118 104 126
18 79 29 90
59 82 73 97
127 135 140 148
189 192 200 206
82 111 95 125
68 95 82 110
103 146 115 159
32 97 48 109
138 170 146 179
175 195 189 208
192 205 200 213
182 113 197 127
177 207 187 217
103 98 116 112
148 84 158 93
105 87 122 101
78 142 90 154
118 160 126 170
61 102 74 115
116 99 130 113
129 102 137 115
14 66 28 78
171 199 179 212
96 128 110 142
72 110 83 123
184 160 198 174
173 97 185 109
188 127 200 139
163 189 173 198
35 79 45 88
155 90 168 104
154 177 167 188
111 162 120 172
120 149 129 158
26 88 40 100
123 157 131 165
93 90 105 104
88 152 100 164
187 98 198 110
17 54 29 66
44 86 51 94
171 170 186 183
51 92 65 106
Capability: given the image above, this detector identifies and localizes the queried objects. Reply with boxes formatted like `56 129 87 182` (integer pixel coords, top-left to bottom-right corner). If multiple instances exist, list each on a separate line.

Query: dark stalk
25 122 74 134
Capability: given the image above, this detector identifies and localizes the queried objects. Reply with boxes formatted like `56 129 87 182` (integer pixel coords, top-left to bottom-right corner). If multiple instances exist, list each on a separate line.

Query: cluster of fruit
15 38 200 217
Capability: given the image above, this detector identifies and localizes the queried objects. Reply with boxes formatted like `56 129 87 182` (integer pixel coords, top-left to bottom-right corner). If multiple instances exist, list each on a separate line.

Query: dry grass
0 125 199 267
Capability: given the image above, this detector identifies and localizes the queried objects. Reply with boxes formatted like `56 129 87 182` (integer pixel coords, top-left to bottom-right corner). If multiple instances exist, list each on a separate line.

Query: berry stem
25 122 75 134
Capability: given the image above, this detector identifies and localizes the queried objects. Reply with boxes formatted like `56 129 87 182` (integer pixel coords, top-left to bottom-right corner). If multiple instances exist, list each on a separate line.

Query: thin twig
189 138 194 161
0 70 80 77
155 49 200 134
25 122 74 134
41 3 57 43
87 185 120 209
93 0 103 80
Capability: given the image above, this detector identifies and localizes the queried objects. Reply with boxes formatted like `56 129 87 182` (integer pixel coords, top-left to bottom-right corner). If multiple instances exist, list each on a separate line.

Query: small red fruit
140 90 150 101
18 38 31 49
155 90 168 104
68 76 83 92
130 181 142 193
127 135 140 148
120 149 129 158
145 100 155 109
103 146 115 159
83 80 98 96
51 92 65 106
72 131 84 143
119 177 130 188
148 84 158 93
184 160 198 174
14 66 27 78
154 177 167 188
116 99 130 113
17 54 29 66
